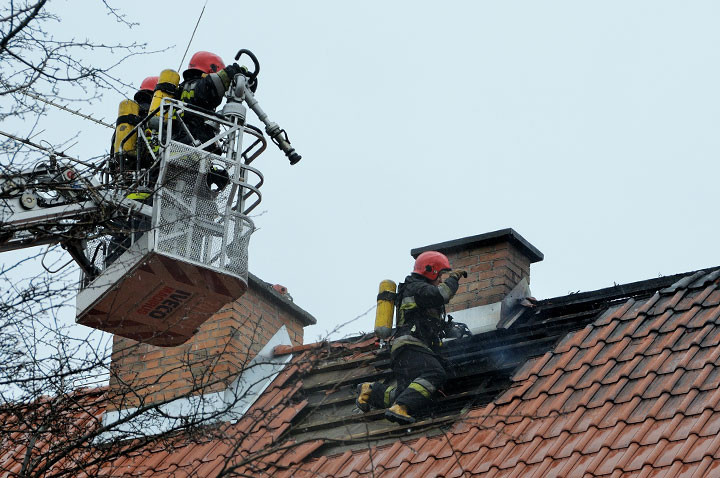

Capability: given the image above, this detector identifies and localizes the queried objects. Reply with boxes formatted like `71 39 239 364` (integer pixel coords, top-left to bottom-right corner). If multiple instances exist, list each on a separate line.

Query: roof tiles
249 266 720 477
4 267 720 476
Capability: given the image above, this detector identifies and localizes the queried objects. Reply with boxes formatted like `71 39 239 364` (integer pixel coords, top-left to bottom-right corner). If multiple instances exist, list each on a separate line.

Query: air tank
374 279 397 339
113 99 140 156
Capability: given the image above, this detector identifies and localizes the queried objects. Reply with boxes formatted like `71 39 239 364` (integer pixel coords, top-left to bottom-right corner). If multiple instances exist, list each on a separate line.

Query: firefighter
132 75 160 186
356 251 466 424
110 76 158 159
175 51 244 148
174 50 246 194
104 76 159 267
135 76 159 118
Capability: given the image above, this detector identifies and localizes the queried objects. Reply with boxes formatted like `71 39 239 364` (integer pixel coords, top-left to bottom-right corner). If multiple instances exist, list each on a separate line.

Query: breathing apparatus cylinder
149 69 180 118
374 280 397 339
113 99 140 156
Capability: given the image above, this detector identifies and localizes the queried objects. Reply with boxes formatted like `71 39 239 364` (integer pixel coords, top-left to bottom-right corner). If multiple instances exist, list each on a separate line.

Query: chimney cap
248 273 316 325
411 228 544 263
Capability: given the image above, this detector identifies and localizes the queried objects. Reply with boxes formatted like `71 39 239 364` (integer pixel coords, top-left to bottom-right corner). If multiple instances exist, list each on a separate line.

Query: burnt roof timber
294 302 612 441
300 364 389 392
528 268 720 313
294 415 457 453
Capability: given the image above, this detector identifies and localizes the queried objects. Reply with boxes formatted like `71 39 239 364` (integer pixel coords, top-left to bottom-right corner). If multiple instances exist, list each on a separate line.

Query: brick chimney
411 228 543 315
107 273 315 411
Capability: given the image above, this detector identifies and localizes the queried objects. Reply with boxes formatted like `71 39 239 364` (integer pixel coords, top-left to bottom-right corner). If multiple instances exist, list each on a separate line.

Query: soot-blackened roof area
275 268 719 458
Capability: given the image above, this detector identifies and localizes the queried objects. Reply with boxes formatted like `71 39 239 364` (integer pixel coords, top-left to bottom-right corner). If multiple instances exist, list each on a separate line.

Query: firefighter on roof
357 251 467 424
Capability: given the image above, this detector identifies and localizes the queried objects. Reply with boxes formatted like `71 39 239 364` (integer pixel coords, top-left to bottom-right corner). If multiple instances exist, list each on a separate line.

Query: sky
6 1 720 343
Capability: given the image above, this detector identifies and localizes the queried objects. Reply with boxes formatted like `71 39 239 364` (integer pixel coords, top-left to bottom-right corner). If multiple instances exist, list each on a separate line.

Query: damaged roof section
240 265 720 476
271 268 719 458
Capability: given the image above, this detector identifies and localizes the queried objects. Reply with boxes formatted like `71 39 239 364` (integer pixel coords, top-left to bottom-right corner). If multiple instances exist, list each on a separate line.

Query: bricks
443 242 534 309
408 232 542 314
108 282 309 410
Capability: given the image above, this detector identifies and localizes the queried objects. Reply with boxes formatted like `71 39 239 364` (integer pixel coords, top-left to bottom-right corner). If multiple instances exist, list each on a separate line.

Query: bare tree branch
0 0 47 53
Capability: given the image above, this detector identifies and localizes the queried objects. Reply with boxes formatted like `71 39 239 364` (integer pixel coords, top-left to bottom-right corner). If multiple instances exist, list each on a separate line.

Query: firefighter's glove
445 322 472 339
224 63 244 79
225 63 257 92
449 269 468 281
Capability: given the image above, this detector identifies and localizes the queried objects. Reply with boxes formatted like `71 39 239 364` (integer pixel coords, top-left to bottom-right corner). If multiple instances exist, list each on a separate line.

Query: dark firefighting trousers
368 345 447 415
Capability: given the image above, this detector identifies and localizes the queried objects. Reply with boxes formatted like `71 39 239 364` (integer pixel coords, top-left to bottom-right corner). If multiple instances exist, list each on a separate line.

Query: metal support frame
1 66 302 345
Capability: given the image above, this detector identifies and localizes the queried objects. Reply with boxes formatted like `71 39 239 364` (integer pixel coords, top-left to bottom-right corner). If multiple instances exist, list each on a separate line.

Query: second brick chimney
411 228 543 317
107 273 316 412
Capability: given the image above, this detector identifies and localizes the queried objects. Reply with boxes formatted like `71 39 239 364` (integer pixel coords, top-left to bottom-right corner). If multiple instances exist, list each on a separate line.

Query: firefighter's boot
385 403 415 424
355 382 372 412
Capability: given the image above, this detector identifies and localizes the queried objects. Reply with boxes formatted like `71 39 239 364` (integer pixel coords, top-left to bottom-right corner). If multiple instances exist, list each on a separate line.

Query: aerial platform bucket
77 135 258 346
75 232 248 346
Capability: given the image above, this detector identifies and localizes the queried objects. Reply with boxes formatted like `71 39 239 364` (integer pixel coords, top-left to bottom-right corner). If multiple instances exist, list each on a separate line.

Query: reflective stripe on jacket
178 70 231 111
126 191 151 201
175 71 232 147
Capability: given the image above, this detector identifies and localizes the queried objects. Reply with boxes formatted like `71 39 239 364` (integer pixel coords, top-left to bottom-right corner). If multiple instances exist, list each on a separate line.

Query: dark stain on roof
277 268 720 459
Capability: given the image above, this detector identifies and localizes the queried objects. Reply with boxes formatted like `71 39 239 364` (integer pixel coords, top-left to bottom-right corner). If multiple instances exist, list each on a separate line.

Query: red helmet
413 251 451 280
138 76 159 92
134 76 159 103
185 51 225 79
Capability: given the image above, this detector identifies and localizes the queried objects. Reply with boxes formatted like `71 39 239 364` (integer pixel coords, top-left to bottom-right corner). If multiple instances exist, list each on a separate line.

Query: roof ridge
660 267 720 295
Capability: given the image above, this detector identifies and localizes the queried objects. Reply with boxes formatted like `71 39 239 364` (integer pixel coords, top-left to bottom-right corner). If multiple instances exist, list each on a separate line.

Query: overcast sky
9 1 720 342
